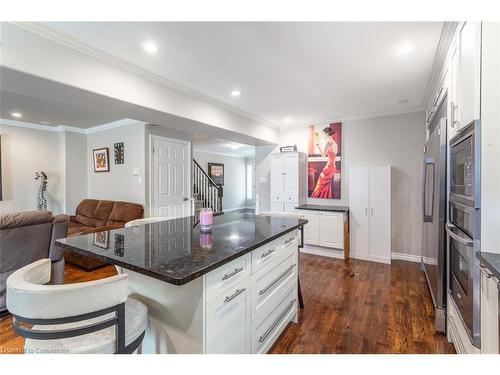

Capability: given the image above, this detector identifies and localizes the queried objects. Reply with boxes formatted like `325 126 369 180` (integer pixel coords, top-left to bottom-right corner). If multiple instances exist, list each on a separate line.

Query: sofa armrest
49 214 69 262
69 215 77 222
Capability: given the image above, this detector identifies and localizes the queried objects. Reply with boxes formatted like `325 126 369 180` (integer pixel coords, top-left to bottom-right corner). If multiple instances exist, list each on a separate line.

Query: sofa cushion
0 210 53 230
94 201 115 221
107 202 143 224
75 199 99 218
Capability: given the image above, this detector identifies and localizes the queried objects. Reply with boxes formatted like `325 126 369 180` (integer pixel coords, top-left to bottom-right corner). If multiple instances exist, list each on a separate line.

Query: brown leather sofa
0 210 69 315
65 199 143 270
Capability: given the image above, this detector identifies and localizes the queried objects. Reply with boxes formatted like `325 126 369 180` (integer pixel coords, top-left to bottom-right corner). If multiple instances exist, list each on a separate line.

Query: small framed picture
208 163 224 186
114 142 124 164
93 147 110 172
93 231 109 249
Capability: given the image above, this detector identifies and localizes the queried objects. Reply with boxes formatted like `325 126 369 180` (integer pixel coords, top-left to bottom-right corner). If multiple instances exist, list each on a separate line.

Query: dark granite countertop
295 204 349 212
478 252 500 281
56 211 307 286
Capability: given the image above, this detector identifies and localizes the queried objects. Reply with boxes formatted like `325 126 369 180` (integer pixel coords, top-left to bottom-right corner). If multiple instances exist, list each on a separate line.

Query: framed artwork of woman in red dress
307 122 342 199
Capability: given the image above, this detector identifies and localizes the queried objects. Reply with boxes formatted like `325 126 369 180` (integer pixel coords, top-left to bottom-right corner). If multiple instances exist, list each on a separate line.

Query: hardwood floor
0 253 455 354
271 253 455 354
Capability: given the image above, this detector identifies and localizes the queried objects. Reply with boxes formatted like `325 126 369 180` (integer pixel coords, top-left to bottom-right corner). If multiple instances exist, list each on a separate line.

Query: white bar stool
6 259 148 354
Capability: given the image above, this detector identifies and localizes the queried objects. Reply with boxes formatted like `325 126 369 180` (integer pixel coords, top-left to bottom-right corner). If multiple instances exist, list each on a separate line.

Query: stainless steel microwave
449 120 481 206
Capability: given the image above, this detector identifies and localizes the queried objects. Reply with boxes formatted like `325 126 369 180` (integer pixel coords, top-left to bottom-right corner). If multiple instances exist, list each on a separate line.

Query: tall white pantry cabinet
349 166 392 264
270 152 306 212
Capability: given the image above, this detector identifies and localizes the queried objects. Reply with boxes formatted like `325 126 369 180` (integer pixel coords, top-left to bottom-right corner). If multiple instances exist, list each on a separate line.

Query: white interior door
368 166 391 263
152 136 191 218
349 167 370 257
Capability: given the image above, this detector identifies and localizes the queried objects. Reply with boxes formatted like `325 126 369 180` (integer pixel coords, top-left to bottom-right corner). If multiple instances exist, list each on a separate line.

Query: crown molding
423 22 459 106
193 147 253 159
0 117 144 134
11 22 280 130
278 105 425 130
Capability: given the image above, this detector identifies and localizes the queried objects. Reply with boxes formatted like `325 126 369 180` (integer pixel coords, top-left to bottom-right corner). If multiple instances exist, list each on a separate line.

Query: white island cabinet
126 231 299 354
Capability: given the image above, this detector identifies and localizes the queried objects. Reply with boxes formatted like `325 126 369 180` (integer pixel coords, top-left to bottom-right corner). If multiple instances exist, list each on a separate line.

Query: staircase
193 159 223 217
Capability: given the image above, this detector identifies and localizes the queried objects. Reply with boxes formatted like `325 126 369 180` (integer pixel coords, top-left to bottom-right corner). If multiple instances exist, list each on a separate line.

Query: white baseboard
391 252 437 265
351 252 391 264
300 244 344 259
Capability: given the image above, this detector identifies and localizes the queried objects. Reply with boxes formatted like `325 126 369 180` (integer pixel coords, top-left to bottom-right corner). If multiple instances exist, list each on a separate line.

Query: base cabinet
480 266 499 354
205 278 252 354
205 232 299 354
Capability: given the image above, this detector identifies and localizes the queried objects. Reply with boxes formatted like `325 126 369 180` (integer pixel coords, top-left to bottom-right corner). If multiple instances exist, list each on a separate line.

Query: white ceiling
0 89 121 128
39 22 444 128
193 137 255 157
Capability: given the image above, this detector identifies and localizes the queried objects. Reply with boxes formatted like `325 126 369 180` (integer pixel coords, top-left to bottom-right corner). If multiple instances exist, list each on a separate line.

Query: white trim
278 106 425 130
193 147 251 159
1 117 144 135
391 251 438 265
149 134 192 217
0 118 86 133
223 206 254 213
85 119 145 134
350 252 391 265
13 22 279 130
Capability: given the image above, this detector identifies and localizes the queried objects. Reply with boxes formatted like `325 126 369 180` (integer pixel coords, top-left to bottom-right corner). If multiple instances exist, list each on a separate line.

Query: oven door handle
446 223 474 247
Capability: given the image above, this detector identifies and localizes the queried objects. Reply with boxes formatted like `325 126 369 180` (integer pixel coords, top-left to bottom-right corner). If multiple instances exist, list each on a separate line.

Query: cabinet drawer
205 253 251 301
251 233 298 273
251 285 297 354
252 252 297 323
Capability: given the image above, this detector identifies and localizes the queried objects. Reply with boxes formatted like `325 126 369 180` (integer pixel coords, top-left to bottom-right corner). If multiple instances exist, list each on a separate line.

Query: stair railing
192 159 223 214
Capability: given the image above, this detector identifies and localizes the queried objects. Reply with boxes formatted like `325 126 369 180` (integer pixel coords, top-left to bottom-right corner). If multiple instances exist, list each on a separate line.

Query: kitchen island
56 211 307 354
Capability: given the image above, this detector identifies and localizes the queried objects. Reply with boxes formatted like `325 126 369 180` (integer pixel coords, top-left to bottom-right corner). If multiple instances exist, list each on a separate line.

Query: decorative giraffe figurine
35 171 48 211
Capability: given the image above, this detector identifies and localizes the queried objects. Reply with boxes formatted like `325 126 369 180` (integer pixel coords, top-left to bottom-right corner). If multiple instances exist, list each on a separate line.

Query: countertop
478 252 500 281
295 204 349 212
56 211 307 286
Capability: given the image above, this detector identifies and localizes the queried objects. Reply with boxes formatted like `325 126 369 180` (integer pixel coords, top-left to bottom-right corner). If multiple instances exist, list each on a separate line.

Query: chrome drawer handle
261 249 276 258
222 267 244 281
258 298 297 343
224 288 246 303
284 237 295 245
259 264 296 295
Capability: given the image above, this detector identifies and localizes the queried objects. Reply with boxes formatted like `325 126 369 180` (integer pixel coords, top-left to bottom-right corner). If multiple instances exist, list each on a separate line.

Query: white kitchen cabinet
480 266 499 354
319 212 344 249
301 212 320 245
349 166 391 264
206 277 251 354
459 22 482 127
270 152 306 212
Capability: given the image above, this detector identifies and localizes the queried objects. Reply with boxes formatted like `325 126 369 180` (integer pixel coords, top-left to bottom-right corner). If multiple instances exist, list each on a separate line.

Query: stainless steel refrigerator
421 93 448 332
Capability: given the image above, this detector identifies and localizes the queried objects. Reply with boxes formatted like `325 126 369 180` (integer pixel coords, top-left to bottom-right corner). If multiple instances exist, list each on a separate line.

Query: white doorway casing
149 135 192 218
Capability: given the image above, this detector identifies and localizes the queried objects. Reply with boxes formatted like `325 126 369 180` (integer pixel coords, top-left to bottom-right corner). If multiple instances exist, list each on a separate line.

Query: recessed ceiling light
285 117 292 123
10 112 22 118
142 40 158 55
397 42 413 56
230 90 241 97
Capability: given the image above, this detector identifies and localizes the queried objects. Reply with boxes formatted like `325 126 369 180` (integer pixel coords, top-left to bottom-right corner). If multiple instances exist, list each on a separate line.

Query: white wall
263 111 426 256
60 131 88 214
87 123 146 205
0 124 63 214
193 150 248 211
